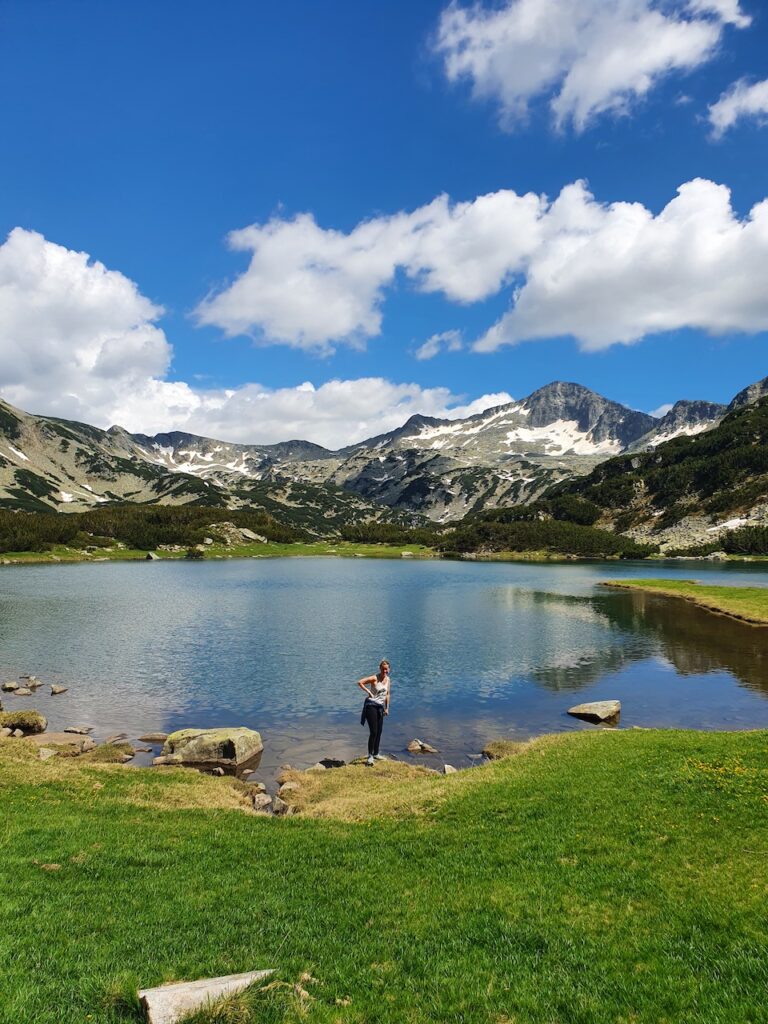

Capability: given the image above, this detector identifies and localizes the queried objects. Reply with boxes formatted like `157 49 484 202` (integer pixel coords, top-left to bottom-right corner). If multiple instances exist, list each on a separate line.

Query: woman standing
358 660 390 766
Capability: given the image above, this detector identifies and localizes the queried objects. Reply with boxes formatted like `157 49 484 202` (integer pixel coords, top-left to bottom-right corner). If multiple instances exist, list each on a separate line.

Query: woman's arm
357 674 376 698
384 678 391 715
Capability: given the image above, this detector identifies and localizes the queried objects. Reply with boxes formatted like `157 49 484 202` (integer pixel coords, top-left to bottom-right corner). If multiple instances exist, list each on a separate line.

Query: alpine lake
2 556 768 783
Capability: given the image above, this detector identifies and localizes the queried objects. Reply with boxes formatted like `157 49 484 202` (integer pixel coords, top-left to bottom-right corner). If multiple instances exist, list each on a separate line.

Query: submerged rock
160 727 263 769
567 700 621 724
13 687 32 696
407 738 439 754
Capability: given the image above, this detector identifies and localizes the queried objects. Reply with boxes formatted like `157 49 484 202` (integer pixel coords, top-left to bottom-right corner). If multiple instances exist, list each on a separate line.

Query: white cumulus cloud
474 178 768 352
0 228 509 449
433 0 749 131
194 189 544 351
708 77 768 137
194 177 768 357
0 227 172 423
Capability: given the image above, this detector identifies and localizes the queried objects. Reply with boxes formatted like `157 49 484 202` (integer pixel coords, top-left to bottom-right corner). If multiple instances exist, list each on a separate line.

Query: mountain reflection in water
594 588 768 699
1 559 768 775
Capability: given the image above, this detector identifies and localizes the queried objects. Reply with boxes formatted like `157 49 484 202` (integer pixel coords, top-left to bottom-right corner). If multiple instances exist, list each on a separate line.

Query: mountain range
0 377 765 532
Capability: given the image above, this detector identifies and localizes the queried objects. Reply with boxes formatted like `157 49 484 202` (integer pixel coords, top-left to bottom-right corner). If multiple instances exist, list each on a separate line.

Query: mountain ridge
0 377 762 524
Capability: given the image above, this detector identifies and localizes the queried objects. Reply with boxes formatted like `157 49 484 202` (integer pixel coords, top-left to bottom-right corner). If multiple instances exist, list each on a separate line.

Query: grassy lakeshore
604 578 768 626
2 730 767 1023
0 540 436 565
0 543 643 566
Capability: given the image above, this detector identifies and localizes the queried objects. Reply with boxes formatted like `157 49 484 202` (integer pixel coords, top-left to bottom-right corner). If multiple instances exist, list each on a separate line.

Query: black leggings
364 702 384 756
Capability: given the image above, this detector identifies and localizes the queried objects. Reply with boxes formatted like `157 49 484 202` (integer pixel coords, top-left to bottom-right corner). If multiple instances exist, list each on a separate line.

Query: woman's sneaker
366 755 375 766
374 754 386 761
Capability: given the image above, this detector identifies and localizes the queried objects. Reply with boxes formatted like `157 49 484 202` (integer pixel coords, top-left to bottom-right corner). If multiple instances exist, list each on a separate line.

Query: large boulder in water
567 700 621 724
159 727 263 768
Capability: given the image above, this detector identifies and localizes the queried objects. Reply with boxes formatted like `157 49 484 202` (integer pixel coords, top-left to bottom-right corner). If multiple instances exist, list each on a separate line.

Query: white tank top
369 677 388 706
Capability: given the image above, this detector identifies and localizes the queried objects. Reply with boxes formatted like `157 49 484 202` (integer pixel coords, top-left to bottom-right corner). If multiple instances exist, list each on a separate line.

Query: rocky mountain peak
655 400 727 430
522 381 655 446
728 377 768 412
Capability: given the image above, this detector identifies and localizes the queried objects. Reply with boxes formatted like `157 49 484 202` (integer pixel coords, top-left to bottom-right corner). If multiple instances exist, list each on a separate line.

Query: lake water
2 557 768 780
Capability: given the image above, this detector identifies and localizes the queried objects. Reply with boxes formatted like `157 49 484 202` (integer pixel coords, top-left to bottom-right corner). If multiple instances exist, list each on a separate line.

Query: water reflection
1 559 768 778
593 588 768 698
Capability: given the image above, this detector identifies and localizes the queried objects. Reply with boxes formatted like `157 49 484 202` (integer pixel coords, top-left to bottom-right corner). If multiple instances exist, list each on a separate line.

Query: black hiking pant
364 702 385 756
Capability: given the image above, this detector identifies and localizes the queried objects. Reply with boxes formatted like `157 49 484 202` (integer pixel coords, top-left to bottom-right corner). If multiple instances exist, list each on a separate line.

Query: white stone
139 970 273 1024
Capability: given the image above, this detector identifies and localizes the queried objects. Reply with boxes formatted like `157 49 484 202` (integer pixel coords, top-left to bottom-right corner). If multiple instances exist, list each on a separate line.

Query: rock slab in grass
159 727 263 768
138 970 273 1024
27 732 96 752
567 700 621 724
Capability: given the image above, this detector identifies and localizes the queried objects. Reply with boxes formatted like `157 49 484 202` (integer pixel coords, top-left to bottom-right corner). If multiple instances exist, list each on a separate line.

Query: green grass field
1 729 767 1023
605 578 768 625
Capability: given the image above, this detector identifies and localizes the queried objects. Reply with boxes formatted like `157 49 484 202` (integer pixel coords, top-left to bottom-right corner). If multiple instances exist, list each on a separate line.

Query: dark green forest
0 506 305 554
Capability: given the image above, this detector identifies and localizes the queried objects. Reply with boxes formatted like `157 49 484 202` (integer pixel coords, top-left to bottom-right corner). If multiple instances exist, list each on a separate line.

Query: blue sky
1 0 767 447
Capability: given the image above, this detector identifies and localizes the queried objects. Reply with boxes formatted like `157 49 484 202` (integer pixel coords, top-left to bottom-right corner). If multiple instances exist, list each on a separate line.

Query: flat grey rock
137 732 168 743
567 700 621 723
50 686 68 695
64 725 93 735
27 732 95 752
138 970 273 1024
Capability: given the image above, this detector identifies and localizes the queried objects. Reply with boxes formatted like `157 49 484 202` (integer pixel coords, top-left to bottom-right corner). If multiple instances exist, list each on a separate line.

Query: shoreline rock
567 700 621 724
407 738 439 754
157 727 263 771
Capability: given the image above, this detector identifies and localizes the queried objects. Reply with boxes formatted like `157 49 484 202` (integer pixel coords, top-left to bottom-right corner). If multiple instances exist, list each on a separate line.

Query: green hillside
550 396 768 535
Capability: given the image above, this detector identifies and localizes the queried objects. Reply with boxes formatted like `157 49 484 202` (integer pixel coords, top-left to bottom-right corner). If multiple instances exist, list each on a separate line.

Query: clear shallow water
2 557 768 779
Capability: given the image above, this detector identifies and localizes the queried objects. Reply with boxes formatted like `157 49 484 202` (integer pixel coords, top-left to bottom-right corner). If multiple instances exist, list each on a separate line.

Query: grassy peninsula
2 729 767 1023
605 578 768 626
